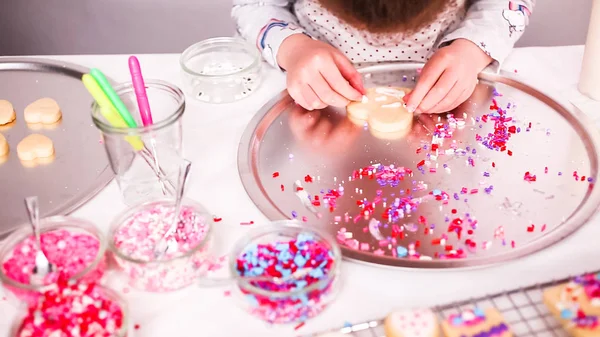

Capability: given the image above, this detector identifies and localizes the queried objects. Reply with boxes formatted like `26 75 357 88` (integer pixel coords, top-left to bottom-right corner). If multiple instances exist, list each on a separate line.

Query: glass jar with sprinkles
11 282 128 337
180 37 262 103
108 198 218 292
0 216 108 306
230 221 342 325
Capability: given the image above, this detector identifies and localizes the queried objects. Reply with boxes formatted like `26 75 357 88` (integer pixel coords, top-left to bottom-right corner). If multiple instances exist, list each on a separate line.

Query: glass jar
180 37 262 103
108 199 216 292
0 216 108 306
229 221 342 325
10 285 128 337
91 80 185 206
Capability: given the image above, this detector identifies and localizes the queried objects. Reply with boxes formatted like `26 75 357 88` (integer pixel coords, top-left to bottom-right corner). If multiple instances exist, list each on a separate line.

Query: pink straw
128 56 153 126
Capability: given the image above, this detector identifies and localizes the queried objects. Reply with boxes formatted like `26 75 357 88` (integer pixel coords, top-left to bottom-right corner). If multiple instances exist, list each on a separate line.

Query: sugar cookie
0 133 8 157
384 308 439 337
17 134 55 161
0 100 16 125
543 273 600 337
24 98 62 124
346 87 409 119
441 308 512 337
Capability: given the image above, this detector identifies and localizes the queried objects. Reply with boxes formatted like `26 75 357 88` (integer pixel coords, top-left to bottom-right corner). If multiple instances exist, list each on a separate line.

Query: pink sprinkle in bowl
108 198 215 293
0 216 108 306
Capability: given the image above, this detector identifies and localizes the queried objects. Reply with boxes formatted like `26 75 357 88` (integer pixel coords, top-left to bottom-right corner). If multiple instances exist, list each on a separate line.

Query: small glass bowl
10 285 128 337
108 198 214 292
0 216 108 306
230 221 342 325
180 37 262 103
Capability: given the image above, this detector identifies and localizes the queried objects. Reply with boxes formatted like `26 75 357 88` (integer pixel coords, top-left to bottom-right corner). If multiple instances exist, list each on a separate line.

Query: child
232 0 534 114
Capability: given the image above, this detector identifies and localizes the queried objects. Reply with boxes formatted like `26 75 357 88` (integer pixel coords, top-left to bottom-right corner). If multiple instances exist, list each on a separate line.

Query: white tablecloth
1 45 600 337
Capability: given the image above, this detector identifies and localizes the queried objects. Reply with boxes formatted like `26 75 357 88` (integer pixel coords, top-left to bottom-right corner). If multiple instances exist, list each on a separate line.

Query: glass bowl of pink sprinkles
0 216 108 306
108 198 214 292
230 220 342 325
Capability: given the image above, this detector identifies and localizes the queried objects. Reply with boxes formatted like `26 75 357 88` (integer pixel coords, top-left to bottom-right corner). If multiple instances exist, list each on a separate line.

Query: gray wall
0 0 592 56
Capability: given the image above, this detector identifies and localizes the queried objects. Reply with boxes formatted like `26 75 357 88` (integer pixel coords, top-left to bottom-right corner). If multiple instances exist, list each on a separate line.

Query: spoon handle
24 197 41 247
164 159 192 238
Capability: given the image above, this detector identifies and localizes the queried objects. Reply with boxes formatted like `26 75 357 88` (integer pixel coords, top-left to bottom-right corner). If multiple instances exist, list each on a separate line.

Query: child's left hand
404 39 493 115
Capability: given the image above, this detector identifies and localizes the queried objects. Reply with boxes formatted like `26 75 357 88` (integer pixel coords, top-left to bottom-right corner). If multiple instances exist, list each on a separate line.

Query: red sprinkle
304 175 313 183
527 224 535 232
417 160 425 168
272 172 280 178
213 217 222 222
135 324 141 330
507 150 513 156
280 184 285 191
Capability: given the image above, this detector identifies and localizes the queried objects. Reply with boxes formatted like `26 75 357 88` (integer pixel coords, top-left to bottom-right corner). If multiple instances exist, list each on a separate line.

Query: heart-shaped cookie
384 308 439 337
0 100 16 125
17 134 54 161
0 133 8 157
24 98 62 124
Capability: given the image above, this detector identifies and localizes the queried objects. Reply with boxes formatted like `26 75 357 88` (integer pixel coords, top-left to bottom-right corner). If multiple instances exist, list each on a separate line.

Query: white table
2 45 600 337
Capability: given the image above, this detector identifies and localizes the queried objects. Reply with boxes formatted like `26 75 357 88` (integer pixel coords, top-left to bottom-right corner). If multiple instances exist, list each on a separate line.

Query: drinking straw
128 56 153 126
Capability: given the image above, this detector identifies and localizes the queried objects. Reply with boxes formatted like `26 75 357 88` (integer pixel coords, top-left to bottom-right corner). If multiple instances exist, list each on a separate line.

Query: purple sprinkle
558 172 563 176
291 211 298 218
483 172 490 177
453 193 460 200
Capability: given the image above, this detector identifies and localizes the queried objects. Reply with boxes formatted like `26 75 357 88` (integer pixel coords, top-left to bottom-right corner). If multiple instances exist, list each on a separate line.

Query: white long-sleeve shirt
232 0 534 69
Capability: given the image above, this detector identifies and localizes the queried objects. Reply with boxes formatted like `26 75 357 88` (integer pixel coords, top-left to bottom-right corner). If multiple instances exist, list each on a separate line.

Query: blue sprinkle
452 317 463 325
561 309 574 319
295 280 308 289
474 308 485 317
250 267 264 276
246 295 259 307
396 246 408 257
294 254 307 267
343 322 353 328
309 268 325 279
432 189 442 196
275 243 289 251
280 268 291 277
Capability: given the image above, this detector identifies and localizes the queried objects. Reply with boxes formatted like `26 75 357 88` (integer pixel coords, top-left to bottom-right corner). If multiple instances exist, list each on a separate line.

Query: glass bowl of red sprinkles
230 220 342 325
10 278 128 337
0 216 107 306
108 198 214 292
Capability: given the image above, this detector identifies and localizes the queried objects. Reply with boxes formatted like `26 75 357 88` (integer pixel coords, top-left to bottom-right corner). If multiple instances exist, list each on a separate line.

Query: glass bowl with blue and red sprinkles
230 221 342 325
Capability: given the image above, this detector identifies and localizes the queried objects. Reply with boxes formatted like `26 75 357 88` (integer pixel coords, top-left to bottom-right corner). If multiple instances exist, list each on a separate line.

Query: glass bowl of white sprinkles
180 37 262 103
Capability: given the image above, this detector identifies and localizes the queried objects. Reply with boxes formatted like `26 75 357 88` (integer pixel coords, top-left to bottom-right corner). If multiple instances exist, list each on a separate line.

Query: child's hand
278 34 365 111
405 39 493 115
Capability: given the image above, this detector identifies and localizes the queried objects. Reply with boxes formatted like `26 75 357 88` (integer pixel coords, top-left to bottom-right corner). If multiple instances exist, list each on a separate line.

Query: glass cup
10 285 128 337
91 79 185 206
0 216 108 306
108 199 217 292
180 37 262 103
229 221 343 325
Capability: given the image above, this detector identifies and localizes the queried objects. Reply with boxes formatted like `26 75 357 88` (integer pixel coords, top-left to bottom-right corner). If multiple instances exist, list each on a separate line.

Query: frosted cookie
346 87 411 125
17 134 54 161
24 98 62 124
543 273 600 337
384 308 439 337
0 100 16 125
0 133 8 157
441 308 512 337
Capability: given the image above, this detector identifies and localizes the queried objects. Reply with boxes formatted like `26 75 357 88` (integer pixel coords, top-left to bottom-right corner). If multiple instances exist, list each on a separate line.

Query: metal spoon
153 159 192 259
24 196 54 285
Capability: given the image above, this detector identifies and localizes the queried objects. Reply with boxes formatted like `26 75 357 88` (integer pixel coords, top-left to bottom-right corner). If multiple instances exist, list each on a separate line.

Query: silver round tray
238 63 600 269
0 57 114 238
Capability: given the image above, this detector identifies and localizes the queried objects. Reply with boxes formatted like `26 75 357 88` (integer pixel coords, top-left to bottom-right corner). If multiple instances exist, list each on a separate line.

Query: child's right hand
277 34 365 111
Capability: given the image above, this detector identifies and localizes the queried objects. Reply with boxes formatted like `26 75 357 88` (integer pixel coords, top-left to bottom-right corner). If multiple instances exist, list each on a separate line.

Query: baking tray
238 62 600 268
307 270 598 337
0 57 114 237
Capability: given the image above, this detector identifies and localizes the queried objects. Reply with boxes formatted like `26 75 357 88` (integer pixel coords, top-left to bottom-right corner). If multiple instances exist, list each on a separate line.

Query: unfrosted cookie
24 98 62 124
543 273 600 337
0 100 16 125
0 133 8 157
384 308 439 337
441 308 512 337
17 134 54 161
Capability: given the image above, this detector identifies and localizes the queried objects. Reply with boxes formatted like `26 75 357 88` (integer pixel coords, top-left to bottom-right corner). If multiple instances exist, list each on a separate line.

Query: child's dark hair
317 0 459 34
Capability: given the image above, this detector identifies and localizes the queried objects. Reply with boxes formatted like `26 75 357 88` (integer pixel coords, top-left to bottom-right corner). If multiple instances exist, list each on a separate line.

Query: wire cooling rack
309 271 599 337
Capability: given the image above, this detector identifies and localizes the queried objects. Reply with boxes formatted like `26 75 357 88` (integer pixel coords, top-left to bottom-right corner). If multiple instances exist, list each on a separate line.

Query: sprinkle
213 217 222 222
241 221 255 225
304 175 313 183
272 172 280 178
524 172 537 182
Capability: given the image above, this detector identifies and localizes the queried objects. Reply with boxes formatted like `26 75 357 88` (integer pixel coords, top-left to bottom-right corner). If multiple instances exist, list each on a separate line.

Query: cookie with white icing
384 308 439 337
441 308 512 337
543 273 600 337
346 87 412 130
